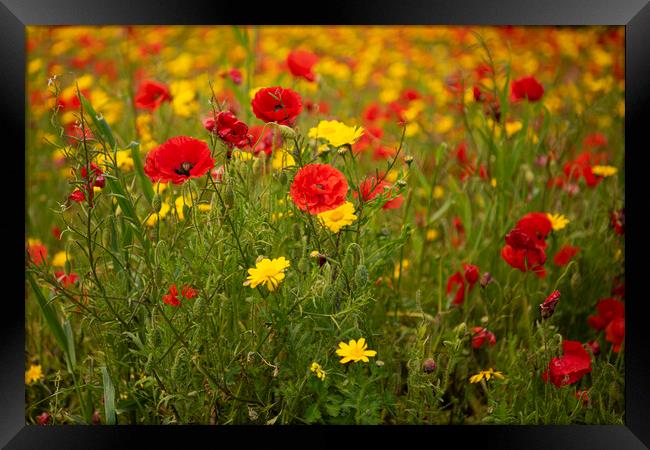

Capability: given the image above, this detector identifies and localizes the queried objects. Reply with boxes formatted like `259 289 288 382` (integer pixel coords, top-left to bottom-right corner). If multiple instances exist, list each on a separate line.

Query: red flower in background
287 50 319 82
355 177 403 210
162 284 181 307
511 76 544 102
222 68 242 85
587 298 624 331
553 245 580 266
446 271 466 305
69 189 86 203
55 271 79 288
181 285 198 299
463 263 479 285
542 340 592 387
134 80 172 111
501 212 552 276
290 164 348 214
605 317 625 352
583 132 608 149
27 240 48 266
249 125 279 157
471 327 496 349
37 412 51 425
611 208 625 236
144 136 215 184
251 86 302 126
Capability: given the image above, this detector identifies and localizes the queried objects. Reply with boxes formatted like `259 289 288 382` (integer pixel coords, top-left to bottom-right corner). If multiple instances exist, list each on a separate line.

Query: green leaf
63 319 76 368
127 141 154 206
101 366 117 425
78 92 116 149
304 403 322 424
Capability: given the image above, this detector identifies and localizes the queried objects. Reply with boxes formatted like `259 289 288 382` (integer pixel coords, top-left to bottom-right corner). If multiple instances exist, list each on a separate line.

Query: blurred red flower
471 327 496 349
605 316 625 352
355 177 403 210
463 263 479 285
163 284 180 307
290 164 348 214
287 50 318 82
511 76 544 102
134 80 172 111
446 271 465 305
69 189 86 203
55 271 79 288
587 298 624 331
249 125 279 157
144 136 215 184
542 340 592 387
251 86 302 126
553 245 580 266
27 241 48 266
206 111 253 149
501 212 552 276
610 208 624 235
181 285 198 299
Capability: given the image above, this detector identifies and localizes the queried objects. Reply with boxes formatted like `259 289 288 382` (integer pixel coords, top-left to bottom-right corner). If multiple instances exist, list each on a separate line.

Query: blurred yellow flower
310 362 326 380
25 364 44 384
308 120 364 148
51 251 68 267
547 213 570 231
317 202 357 233
146 202 171 227
592 165 618 177
469 368 504 383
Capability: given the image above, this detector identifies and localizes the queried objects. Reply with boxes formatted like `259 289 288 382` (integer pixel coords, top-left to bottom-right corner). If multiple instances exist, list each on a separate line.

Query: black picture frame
5 0 650 448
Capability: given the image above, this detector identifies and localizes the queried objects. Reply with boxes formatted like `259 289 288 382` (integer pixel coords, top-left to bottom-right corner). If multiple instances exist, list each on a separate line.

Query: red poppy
605 316 624 352
181 285 198 299
162 284 181 307
587 298 624 331
446 271 465 305
52 226 62 240
27 241 47 266
54 271 79 288
586 340 601 356
542 340 592 387
553 245 580 266
501 213 552 276
37 412 51 425
575 390 590 404
69 189 86 203
144 136 215 185
355 177 403 210
251 86 302 126
207 111 253 149
471 327 496 349
222 68 242 85
583 132 607 149
287 50 318 82
540 290 561 319
511 76 544 102
134 80 172 111
362 102 383 123
289 164 348 214
463 263 479 285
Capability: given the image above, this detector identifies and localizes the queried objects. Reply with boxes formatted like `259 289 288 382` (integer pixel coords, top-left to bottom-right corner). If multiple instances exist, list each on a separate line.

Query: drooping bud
479 272 493 288
92 410 101 425
354 264 369 288
422 358 437 373
37 412 51 425
152 193 162 213
276 124 296 139
540 290 560 320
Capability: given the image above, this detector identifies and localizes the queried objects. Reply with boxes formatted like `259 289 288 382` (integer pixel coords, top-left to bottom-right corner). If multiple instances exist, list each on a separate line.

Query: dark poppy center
175 161 194 176
315 183 324 190
274 104 284 112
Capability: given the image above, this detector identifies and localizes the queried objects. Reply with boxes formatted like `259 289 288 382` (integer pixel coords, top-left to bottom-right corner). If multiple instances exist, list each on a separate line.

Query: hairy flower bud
152 194 162 213
355 264 369 288
423 358 437 373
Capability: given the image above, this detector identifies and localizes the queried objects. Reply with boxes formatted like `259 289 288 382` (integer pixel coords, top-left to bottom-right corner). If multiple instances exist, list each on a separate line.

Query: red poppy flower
54 271 79 288
583 132 607 149
553 245 580 266
289 164 348 214
181 285 198 299
501 213 552 276
162 284 181 307
605 316 624 352
446 271 465 305
251 86 302 126
471 327 496 349
248 125 279 157
208 111 253 149
575 390 590 404
540 290 561 319
52 226 62 241
69 189 86 203
27 241 47 266
362 103 383 123
134 80 172 111
355 177 403 210
542 340 592 387
222 68 242 85
37 412 51 425
587 340 601 356
511 76 544 102
463 263 479 285
144 136 215 185
587 298 624 331
287 50 318 82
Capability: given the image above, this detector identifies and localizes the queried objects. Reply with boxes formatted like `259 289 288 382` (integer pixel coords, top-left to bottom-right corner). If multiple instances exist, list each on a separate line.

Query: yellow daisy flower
591 165 618 177
317 202 358 233
25 364 44 384
51 251 68 268
243 257 291 291
336 337 377 364
469 368 505 384
547 213 570 231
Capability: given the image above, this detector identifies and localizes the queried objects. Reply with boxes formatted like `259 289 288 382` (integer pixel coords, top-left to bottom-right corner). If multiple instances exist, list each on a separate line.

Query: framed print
4 0 650 448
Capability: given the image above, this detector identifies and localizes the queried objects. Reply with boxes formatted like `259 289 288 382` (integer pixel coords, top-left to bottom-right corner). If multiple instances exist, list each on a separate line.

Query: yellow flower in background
166 53 194 77
469 368 505 383
243 257 291 291
491 178 497 188
547 213 570 231
592 165 618 177
317 202 357 233
505 121 523 137
146 202 171 227
394 259 410 278
25 364 44 384
169 80 197 117
51 251 68 267
434 115 454 134
271 150 295 170
174 196 192 220
308 120 365 148
336 338 377 364
432 185 444 199
310 362 326 380
426 229 439 241
232 150 253 161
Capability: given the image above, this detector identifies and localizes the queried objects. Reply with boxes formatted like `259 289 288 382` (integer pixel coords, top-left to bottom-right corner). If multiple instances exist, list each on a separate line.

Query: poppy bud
92 410 101 425
152 194 162 213
404 155 414 167
297 256 310 273
355 264 369 288
540 290 560 319
480 272 493 288
276 124 296 139
292 223 302 241
94 175 105 189
279 170 288 186
37 412 51 425
224 184 234 208
423 358 437 373
587 340 601 356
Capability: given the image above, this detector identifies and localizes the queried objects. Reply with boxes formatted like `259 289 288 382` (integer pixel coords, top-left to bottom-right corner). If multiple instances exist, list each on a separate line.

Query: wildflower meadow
25 26 625 425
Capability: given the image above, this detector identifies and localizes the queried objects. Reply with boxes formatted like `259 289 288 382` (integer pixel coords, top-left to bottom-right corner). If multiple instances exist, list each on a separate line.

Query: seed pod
223 184 235 208
276 124 296 139
152 193 162 213
279 170 288 186
171 347 187 380
354 264 369 288
422 358 437 373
